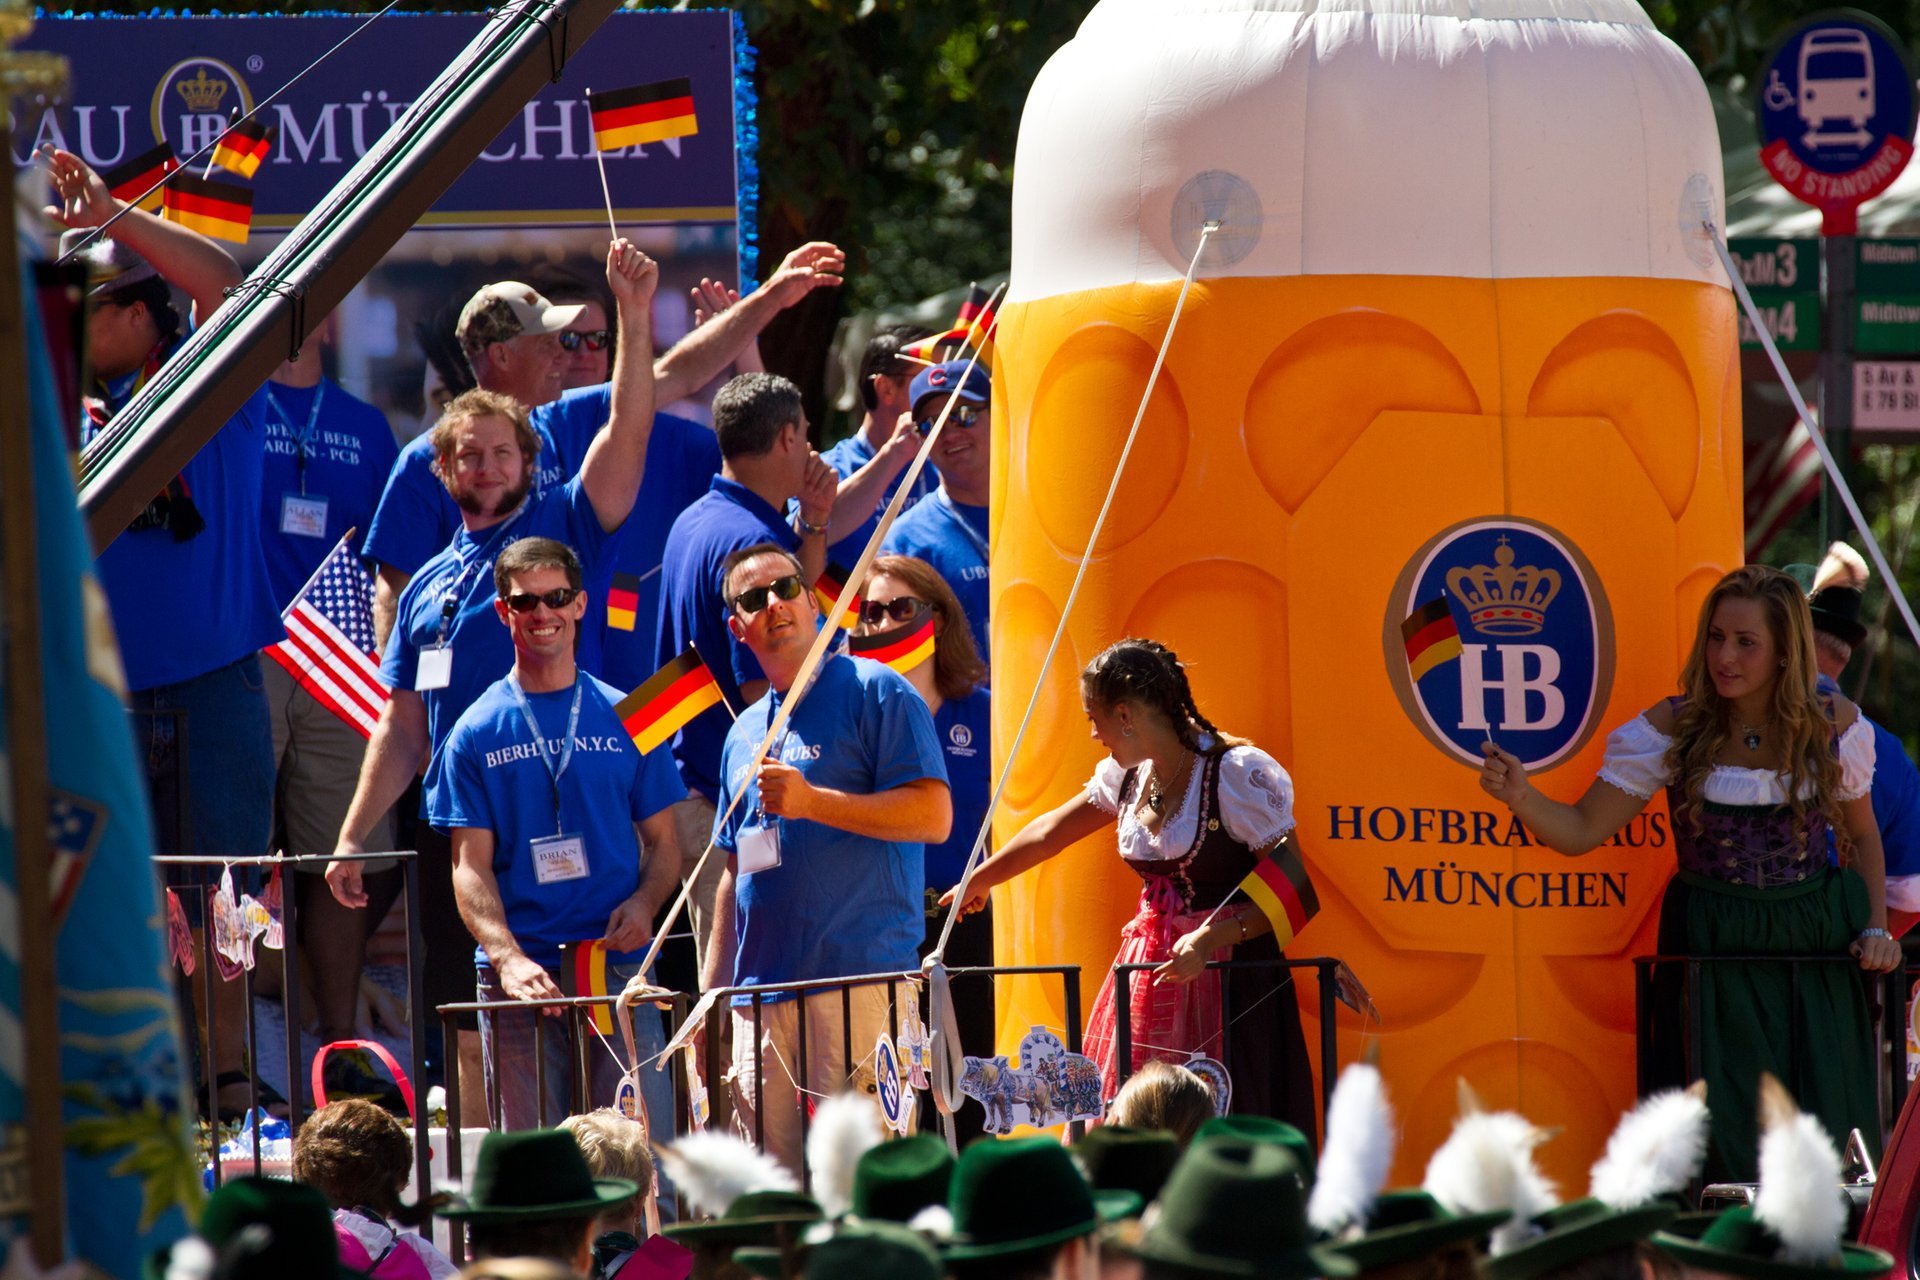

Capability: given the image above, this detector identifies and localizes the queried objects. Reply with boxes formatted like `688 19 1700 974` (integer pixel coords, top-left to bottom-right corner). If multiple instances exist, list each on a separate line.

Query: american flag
265 532 389 738
1745 417 1824 558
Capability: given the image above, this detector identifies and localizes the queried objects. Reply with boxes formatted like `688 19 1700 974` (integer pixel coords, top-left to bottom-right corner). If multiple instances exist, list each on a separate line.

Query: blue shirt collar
711 473 792 528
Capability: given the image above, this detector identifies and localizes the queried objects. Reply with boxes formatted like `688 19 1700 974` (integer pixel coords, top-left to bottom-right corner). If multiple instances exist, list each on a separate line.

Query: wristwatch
795 514 829 537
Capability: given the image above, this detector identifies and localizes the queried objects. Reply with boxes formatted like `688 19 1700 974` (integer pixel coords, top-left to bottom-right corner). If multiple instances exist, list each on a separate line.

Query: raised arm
828 413 921 541
652 242 844 403
941 790 1117 914
42 146 241 325
1480 740 1653 854
579 238 659 532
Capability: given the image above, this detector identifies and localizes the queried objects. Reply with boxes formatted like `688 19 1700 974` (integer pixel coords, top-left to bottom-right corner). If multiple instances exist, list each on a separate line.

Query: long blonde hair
1667 566 1844 852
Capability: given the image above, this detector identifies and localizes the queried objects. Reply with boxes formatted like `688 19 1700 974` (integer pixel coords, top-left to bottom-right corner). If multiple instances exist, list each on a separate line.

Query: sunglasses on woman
733 574 806 615
860 597 931 628
558 329 613 352
504 587 581 612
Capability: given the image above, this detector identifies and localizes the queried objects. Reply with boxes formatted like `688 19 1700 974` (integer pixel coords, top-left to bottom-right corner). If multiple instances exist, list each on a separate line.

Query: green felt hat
437 1129 639 1223
1321 1189 1512 1272
1074 1125 1182 1206
735 1216 946 1280
1112 1138 1359 1279
1652 1208 1894 1280
1194 1114 1317 1185
1485 1199 1677 1280
852 1134 956 1222
661 1189 826 1247
147 1176 364 1280
944 1135 1142 1261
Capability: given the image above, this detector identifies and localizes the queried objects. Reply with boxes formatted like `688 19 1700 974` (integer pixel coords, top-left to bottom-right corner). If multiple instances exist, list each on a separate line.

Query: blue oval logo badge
1384 517 1614 772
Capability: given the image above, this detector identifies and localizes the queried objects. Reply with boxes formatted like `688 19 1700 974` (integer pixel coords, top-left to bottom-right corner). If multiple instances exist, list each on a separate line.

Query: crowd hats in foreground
943 1134 1141 1260
145 1176 361 1280
437 1129 638 1223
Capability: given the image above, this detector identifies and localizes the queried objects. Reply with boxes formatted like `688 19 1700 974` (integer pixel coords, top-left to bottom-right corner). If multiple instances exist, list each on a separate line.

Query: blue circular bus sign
1756 11 1917 234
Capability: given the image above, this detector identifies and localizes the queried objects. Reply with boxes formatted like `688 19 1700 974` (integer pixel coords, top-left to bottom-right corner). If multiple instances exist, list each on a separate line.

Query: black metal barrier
1111 957 1345 1129
152 850 427 1194
1633 953 1909 1139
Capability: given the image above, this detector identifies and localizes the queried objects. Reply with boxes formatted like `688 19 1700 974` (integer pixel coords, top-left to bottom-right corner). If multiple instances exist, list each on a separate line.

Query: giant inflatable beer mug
991 0 1739 1183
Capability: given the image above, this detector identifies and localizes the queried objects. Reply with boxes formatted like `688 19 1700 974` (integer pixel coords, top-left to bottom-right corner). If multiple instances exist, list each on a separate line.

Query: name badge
532 832 589 884
416 645 453 691
737 823 781 876
280 492 329 538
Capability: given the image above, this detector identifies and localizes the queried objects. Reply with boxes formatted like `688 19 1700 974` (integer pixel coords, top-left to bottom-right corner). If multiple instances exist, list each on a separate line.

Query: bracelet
795 514 828 537
1858 927 1893 941
1236 914 1248 943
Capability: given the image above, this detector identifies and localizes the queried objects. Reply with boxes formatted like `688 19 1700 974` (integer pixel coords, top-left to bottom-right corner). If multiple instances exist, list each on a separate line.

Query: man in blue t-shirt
882 360 993 668
364 241 846 648
47 146 280 1118
256 323 404 1083
326 240 660 1074
706 543 950 1172
652 374 839 973
429 538 683 1129
814 325 939 559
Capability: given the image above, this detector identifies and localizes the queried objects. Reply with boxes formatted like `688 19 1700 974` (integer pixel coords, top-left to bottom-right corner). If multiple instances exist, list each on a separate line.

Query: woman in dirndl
945 637 1318 1133
1480 564 1900 1181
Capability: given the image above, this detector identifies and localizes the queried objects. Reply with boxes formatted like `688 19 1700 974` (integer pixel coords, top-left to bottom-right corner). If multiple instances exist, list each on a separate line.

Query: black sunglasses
733 574 806 615
504 587 581 612
558 329 613 352
916 402 984 435
860 597 930 628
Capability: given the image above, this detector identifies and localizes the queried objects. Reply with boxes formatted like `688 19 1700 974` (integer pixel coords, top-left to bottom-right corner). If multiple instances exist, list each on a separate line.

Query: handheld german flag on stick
814 563 862 632
850 614 936 676
161 172 252 243
616 646 727 756
1235 835 1320 947
1401 596 1461 682
587 79 699 241
559 940 614 1035
102 143 179 213
212 116 274 180
954 282 997 368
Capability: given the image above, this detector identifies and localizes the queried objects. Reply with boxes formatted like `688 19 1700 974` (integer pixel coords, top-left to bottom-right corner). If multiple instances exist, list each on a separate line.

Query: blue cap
910 359 991 414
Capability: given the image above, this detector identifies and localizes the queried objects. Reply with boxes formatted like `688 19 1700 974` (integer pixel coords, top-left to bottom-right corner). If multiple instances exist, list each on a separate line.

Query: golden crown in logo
175 68 229 114
1445 535 1562 636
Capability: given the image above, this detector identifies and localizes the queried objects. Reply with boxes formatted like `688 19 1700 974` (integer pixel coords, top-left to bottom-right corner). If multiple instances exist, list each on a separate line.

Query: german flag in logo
607 573 641 633
212 117 274 180
1236 835 1320 946
1401 596 1462 682
850 614 936 676
558 940 613 1035
615 647 723 756
814 562 862 631
161 172 252 243
589 78 698 151
102 143 180 212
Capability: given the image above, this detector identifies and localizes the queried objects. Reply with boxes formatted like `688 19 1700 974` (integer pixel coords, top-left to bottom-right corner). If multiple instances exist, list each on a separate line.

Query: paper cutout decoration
235 892 273 967
874 1033 912 1136
899 1006 933 1091
259 867 284 950
959 1027 1103 1134
1185 1054 1233 1116
165 888 195 976
211 866 246 980
616 1069 641 1121
683 1043 710 1129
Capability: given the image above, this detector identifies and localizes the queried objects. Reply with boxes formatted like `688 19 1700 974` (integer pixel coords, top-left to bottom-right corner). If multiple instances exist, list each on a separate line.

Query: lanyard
433 508 525 647
507 673 584 834
935 488 990 563
266 382 326 494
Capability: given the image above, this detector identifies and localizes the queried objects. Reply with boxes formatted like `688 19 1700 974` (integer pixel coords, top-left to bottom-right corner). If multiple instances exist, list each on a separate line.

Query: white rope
924 224 1220 1125
1709 224 1920 648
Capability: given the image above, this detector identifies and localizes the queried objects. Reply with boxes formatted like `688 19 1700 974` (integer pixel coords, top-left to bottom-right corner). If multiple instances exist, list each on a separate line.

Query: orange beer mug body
990 0 1739 1184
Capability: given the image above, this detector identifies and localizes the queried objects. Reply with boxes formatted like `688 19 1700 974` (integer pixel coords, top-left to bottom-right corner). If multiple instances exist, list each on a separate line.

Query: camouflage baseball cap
60 229 159 298
457 280 585 351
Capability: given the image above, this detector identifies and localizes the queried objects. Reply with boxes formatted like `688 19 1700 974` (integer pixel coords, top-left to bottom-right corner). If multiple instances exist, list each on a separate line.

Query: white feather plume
164 1238 216 1280
806 1092 883 1217
909 1204 956 1240
657 1130 798 1218
1589 1085 1710 1209
1308 1062 1397 1234
1753 1076 1847 1264
1422 1090 1557 1257
1813 542 1869 594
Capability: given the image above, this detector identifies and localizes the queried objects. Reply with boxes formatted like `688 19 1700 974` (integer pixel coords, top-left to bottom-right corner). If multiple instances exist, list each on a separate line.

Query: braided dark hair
1080 638 1241 755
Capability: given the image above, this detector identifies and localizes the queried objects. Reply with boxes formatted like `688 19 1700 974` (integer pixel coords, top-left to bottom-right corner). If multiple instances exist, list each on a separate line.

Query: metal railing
153 850 426 1192
1111 956 1346 1128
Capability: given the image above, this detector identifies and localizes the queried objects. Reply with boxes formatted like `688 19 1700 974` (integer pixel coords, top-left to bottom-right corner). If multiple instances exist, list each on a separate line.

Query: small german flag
102 142 180 213
814 562 862 632
901 326 970 366
1401 596 1462 682
558 940 613 1035
589 78 698 151
161 172 252 243
850 614 936 676
212 117 274 180
953 282 997 366
616 646 724 756
1236 835 1320 947
607 572 641 633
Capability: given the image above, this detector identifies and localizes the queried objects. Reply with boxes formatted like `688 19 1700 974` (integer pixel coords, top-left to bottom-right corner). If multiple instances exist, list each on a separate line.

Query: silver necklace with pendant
1737 720 1766 751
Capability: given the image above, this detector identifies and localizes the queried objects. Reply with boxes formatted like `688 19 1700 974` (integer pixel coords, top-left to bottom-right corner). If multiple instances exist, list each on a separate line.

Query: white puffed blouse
1086 741 1296 862
1595 714 1875 806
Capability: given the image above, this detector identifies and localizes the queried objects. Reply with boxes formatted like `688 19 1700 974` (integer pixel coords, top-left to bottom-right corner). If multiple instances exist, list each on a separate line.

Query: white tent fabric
1009 0 1728 301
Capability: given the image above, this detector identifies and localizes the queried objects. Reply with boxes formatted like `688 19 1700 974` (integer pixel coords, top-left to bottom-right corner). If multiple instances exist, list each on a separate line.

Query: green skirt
1651 864 1875 1182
